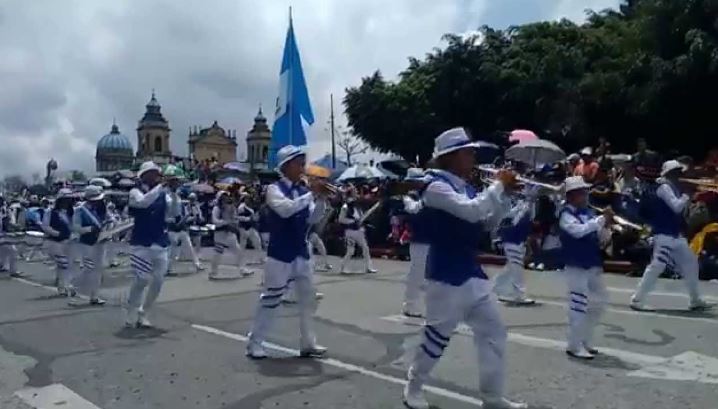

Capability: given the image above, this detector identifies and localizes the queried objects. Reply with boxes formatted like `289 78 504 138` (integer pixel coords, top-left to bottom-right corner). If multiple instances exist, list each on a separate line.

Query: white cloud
0 0 620 178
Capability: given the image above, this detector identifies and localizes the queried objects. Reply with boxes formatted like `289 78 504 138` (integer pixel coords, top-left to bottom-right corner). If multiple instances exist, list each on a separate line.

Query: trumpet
477 166 563 193
302 175 342 196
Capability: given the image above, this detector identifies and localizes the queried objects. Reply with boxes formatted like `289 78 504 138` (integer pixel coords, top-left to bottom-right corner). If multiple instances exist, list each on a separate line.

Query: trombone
679 178 718 193
589 204 646 232
476 166 563 193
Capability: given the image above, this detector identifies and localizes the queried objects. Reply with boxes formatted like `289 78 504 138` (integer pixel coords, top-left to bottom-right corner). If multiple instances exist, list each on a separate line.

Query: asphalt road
1 245 717 409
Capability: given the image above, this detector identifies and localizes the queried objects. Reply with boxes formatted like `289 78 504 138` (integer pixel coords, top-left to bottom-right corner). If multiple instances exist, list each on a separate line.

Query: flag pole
330 93 336 168
288 6 293 147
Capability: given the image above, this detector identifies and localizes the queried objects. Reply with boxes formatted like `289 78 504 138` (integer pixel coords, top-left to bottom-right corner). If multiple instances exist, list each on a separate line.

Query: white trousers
341 229 373 271
249 256 317 349
308 232 328 266
76 243 105 299
0 244 18 274
239 228 264 264
409 278 507 397
403 243 428 311
47 240 79 290
212 231 244 275
127 245 169 313
633 234 701 304
494 243 527 299
564 267 607 351
169 230 199 266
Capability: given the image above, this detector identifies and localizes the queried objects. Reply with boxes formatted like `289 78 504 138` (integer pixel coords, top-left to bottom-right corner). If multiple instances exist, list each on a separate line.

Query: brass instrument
589 205 646 232
477 166 563 193
302 175 342 196
679 178 718 193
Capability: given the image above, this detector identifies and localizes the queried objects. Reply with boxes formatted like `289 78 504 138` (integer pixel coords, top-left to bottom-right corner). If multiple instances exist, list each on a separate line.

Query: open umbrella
218 176 242 185
223 162 248 172
89 177 112 188
190 183 215 194
505 139 565 166
509 129 539 143
117 178 135 188
336 164 388 182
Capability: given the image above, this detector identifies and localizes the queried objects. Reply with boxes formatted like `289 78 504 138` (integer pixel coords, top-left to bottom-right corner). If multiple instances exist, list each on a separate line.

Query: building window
154 136 162 152
262 146 268 161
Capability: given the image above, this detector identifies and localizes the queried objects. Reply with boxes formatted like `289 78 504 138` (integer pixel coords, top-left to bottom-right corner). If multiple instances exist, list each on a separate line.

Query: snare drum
25 230 45 246
189 226 201 236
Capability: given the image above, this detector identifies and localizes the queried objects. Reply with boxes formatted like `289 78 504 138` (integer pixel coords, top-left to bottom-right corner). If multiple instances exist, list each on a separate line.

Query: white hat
432 127 479 158
564 176 591 193
56 188 73 199
661 160 685 176
137 161 161 178
580 147 593 156
188 193 197 200
215 190 229 201
83 185 105 201
405 167 425 180
567 153 580 162
276 145 306 170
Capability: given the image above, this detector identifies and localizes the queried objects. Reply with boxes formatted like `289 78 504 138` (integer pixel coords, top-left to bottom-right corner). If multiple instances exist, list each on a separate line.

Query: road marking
606 286 718 302
191 324 484 406
382 314 718 384
531 297 716 324
15 383 101 409
381 315 663 366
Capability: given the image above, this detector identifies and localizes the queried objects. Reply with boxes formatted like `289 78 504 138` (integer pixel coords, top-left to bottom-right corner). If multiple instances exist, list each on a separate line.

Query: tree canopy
344 0 718 164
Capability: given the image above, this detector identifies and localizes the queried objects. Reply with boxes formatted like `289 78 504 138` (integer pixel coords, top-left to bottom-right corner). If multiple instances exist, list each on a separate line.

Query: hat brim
85 193 105 201
661 165 686 177
276 151 306 170
138 166 162 178
432 142 481 159
565 183 591 193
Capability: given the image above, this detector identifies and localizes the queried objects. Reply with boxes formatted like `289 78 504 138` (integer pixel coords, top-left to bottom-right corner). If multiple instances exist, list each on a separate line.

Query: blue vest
129 190 170 248
77 205 105 246
559 206 602 269
48 209 72 242
648 183 684 237
266 181 310 263
498 209 533 245
423 174 487 286
238 206 255 230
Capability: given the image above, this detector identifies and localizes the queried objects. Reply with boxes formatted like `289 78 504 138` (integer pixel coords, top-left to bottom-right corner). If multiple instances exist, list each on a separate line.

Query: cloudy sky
0 0 620 178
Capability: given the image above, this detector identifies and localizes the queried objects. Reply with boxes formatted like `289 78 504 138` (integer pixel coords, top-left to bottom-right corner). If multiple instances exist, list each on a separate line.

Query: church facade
188 121 238 164
136 91 172 165
245 107 272 170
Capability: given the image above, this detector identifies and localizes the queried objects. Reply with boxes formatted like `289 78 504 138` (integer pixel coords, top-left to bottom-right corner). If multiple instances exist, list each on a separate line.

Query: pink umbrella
509 129 538 143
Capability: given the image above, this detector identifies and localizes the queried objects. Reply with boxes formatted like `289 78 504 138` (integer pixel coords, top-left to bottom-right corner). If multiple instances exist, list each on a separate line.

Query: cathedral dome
97 123 133 153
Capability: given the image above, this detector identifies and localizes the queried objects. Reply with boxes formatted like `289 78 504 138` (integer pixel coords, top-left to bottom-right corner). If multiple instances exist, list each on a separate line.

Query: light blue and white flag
269 11 315 168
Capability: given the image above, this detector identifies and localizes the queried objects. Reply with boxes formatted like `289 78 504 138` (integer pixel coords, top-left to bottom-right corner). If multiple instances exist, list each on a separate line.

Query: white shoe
136 310 153 328
366 268 378 274
195 264 205 272
689 299 714 311
246 342 267 359
402 380 429 409
482 395 528 409
315 292 324 300
630 299 656 312
566 346 595 360
299 345 327 358
239 268 255 277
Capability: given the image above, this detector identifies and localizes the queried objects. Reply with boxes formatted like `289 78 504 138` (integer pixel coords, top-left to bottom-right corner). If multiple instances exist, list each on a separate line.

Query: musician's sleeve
337 204 353 224
72 209 94 234
165 193 181 221
236 204 252 222
423 181 508 224
559 211 605 238
265 184 313 218
41 210 59 237
129 185 165 209
403 196 423 215
656 184 689 214
211 206 226 227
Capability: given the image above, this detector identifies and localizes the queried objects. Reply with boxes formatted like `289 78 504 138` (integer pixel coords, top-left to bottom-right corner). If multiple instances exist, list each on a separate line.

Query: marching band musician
0 195 22 278
493 186 538 305
124 161 182 328
42 188 77 296
104 202 123 268
558 176 611 360
401 167 430 318
211 190 253 280
166 175 203 275
246 145 331 359
630 160 713 311
185 193 205 250
338 186 377 274
237 194 265 265
403 128 526 409
70 185 108 306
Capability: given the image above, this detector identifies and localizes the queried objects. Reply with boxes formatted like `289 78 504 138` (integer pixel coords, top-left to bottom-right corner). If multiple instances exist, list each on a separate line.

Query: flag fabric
269 13 315 168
